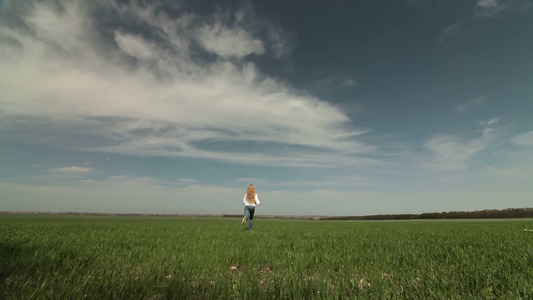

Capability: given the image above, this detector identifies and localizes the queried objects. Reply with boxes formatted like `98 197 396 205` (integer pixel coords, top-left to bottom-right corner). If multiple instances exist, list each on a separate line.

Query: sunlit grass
1 214 532 299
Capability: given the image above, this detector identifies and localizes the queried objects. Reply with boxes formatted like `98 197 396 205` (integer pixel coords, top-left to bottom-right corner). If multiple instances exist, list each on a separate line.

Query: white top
243 193 261 207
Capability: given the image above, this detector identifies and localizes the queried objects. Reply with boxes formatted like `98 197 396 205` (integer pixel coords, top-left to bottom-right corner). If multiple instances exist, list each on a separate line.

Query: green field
1 214 532 299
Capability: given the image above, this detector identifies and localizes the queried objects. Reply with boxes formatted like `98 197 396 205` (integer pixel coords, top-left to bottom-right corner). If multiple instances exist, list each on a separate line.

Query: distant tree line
319 208 533 221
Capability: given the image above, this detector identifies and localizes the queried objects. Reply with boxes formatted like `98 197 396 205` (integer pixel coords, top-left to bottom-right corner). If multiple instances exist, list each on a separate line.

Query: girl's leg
248 206 255 229
244 207 250 220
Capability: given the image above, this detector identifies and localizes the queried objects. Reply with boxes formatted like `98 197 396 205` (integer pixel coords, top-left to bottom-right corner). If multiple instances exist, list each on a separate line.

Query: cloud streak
512 131 533 146
474 0 533 18
0 0 373 168
422 125 496 172
439 0 532 44
455 96 486 113
50 166 94 173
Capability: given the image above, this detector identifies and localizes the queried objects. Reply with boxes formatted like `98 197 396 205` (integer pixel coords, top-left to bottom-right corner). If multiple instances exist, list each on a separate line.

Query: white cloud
479 117 501 126
481 128 496 135
196 24 264 59
512 131 533 146
50 166 93 173
475 0 532 18
422 133 490 171
455 96 486 113
177 178 199 183
439 22 464 43
114 32 155 59
24 2 91 53
310 75 358 94
477 0 499 8
0 0 374 168
440 0 532 43
38 166 95 182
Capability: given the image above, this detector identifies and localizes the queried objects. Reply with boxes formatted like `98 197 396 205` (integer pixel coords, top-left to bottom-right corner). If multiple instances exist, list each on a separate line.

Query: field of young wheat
1 214 532 299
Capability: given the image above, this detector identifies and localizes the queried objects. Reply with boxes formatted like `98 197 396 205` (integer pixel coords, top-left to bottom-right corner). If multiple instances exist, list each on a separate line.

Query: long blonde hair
246 184 256 204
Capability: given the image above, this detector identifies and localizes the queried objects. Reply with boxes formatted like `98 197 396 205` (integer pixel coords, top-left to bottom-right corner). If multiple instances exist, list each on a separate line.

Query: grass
1 214 532 299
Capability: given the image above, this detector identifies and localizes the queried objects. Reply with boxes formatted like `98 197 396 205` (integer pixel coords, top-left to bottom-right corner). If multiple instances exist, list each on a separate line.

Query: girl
242 184 261 230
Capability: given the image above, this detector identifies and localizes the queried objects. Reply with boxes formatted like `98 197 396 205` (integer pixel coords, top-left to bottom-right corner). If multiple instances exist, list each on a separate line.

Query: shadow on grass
0 240 98 298
0 241 30 279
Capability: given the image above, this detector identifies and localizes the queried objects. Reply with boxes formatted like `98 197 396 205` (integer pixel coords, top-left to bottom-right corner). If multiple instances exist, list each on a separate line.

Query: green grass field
1 214 532 299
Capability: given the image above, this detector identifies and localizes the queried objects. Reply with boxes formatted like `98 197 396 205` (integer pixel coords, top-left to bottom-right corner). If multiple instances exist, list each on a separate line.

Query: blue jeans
244 205 255 220
244 206 255 229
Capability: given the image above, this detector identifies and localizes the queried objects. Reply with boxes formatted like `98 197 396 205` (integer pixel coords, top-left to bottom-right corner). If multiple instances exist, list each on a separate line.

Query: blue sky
1 0 532 216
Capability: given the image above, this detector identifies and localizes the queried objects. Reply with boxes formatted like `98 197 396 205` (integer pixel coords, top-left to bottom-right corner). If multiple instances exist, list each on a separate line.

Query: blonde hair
246 184 256 204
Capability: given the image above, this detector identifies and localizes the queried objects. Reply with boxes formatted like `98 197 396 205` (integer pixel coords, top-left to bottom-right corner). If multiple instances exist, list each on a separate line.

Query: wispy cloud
477 0 499 8
177 178 199 183
439 0 532 43
29 166 96 183
512 130 533 146
195 23 264 59
422 135 488 171
481 130 533 183
439 22 464 42
422 124 496 171
0 0 374 168
455 96 486 113
311 75 358 94
479 117 501 126
474 0 532 18
49 166 94 173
